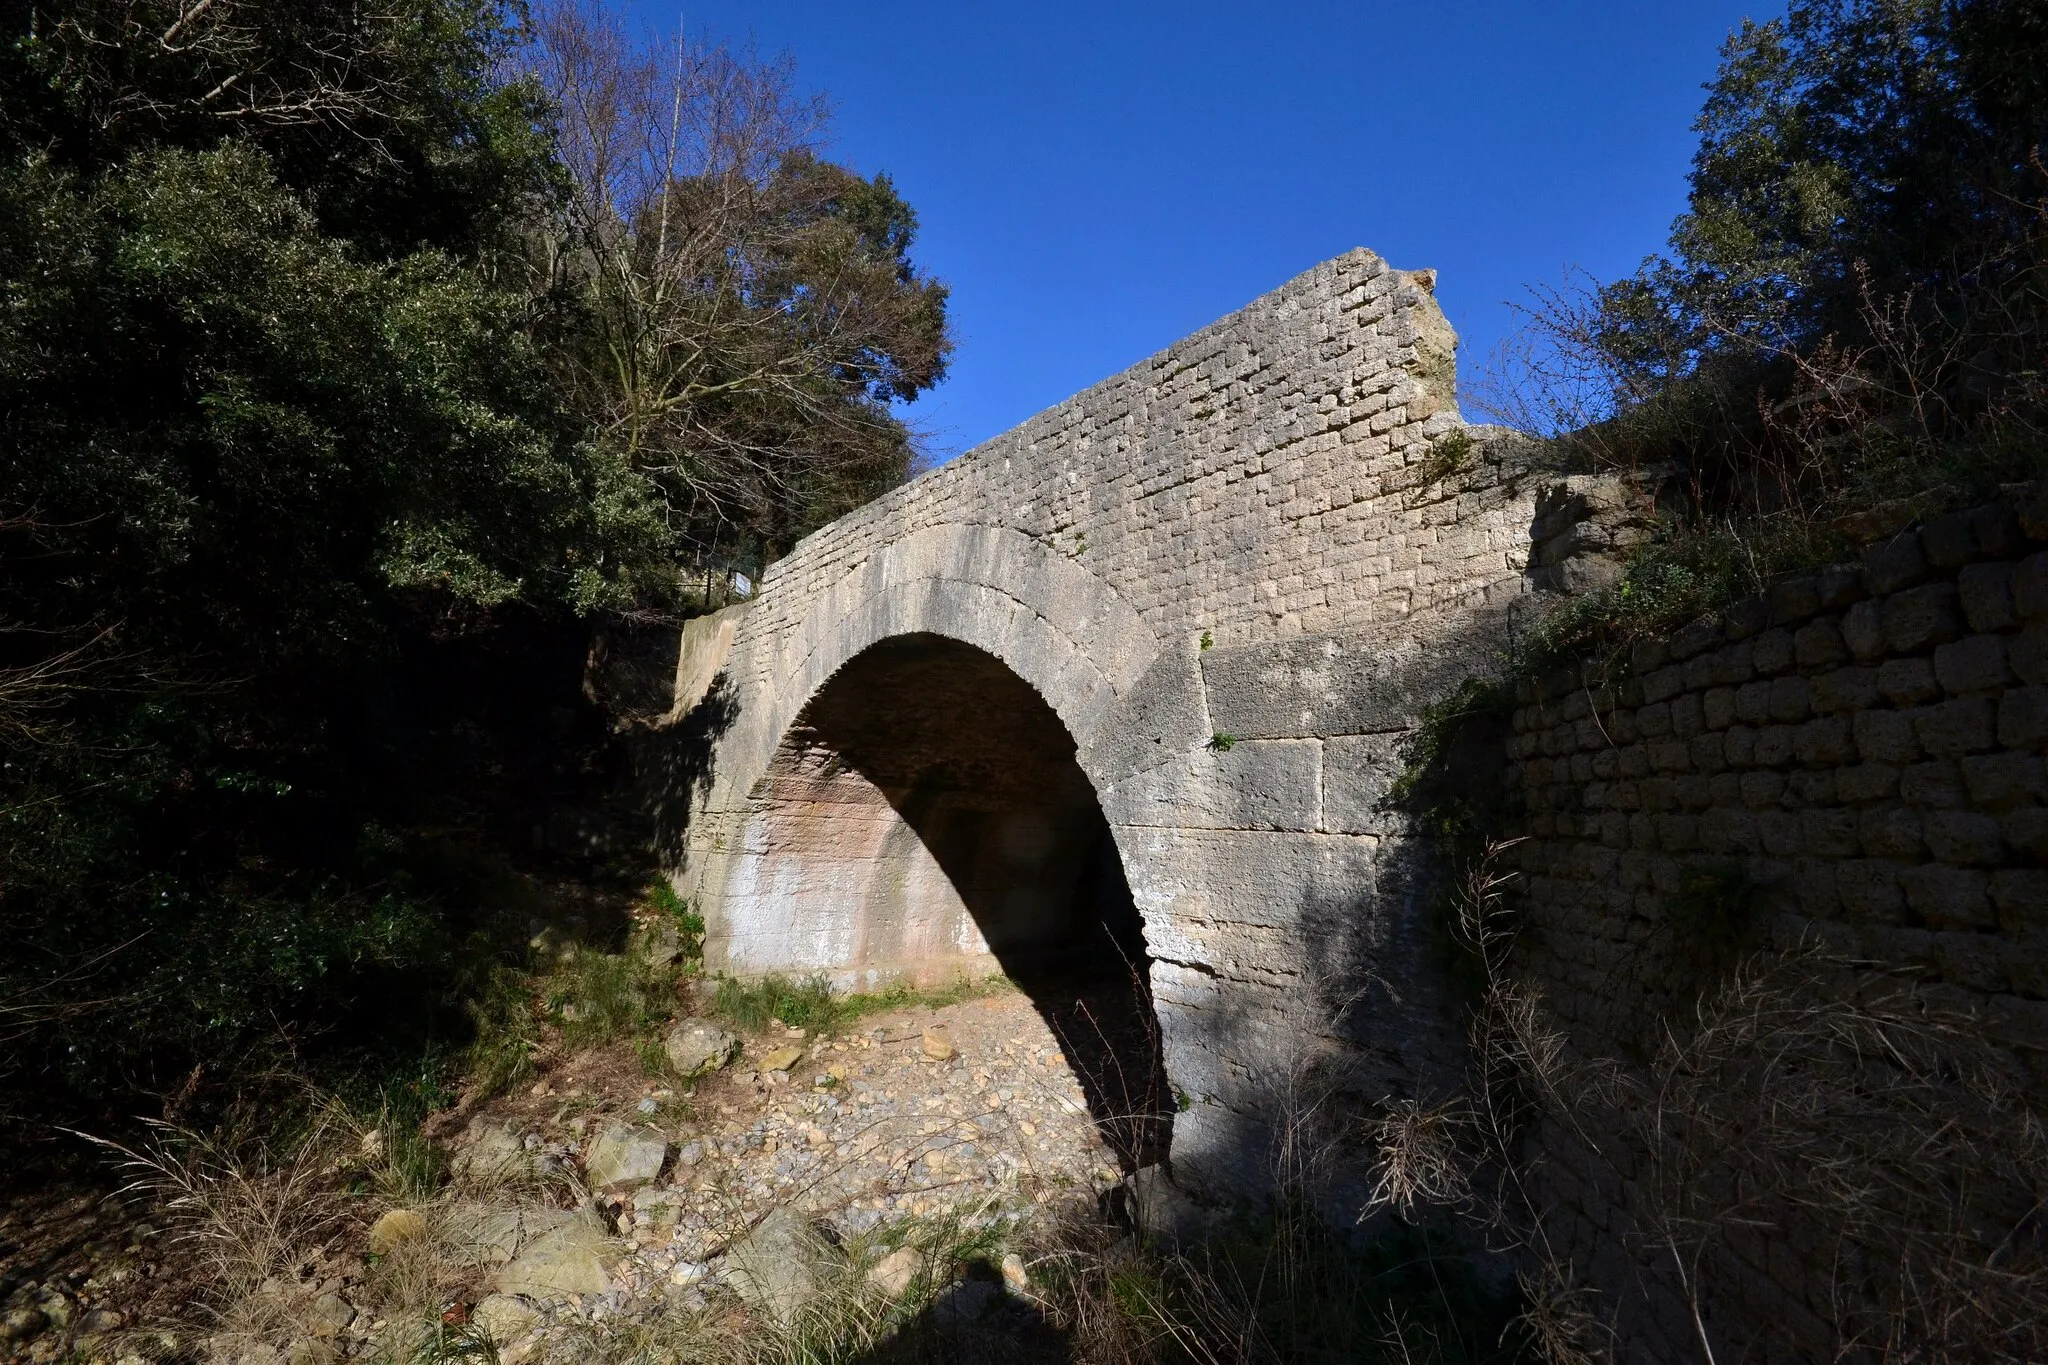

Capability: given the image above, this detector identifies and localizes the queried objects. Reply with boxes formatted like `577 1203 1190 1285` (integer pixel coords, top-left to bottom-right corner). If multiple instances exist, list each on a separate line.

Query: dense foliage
0 0 948 1115
1488 0 2048 660
1597 0 2048 380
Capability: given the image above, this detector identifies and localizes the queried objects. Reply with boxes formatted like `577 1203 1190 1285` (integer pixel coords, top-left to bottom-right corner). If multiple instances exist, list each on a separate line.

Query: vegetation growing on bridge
1389 5 2048 1358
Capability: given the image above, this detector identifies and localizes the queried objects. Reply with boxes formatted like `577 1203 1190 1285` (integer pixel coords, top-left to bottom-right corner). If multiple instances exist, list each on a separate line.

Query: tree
0 1 951 1115
526 0 951 581
1591 0 2048 394
1482 0 2047 548
0 1 668 1104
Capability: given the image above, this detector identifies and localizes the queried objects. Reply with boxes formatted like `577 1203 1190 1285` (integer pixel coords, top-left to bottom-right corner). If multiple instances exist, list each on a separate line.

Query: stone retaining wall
1506 490 2048 1359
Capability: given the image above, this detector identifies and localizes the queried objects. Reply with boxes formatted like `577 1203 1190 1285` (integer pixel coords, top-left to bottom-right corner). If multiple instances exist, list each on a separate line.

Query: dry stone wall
1505 490 2048 1360
672 249 1550 1192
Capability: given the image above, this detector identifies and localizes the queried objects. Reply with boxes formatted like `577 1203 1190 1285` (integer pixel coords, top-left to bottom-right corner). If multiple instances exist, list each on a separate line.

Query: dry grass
72 1095 584 1363
75 1102 370 1358
1643 953 2048 1365
1362 837 2048 1365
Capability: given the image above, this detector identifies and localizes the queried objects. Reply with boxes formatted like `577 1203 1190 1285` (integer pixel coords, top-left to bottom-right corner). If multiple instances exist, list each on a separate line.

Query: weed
410 1319 501 1365
710 972 1016 1036
644 879 708 967
462 963 541 1099
542 946 673 1047
713 973 842 1033
635 1035 670 1077
1207 733 1236 752
1029 1197 1527 1364
1199 630 1213 650
1418 428 1475 484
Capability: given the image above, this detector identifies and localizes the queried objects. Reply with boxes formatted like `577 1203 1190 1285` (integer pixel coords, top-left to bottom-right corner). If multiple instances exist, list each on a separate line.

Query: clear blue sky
621 1 1776 461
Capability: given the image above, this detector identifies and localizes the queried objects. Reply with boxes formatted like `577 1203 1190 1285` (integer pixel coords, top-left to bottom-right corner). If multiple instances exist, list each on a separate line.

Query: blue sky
621 1 1778 461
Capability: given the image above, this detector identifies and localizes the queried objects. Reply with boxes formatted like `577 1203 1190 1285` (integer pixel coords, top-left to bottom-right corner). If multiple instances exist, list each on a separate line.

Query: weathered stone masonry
1506 494 2048 1359
669 249 1547 1190
655 244 2048 1353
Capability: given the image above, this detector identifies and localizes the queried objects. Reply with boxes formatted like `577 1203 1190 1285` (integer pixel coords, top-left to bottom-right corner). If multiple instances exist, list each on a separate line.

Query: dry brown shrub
1644 953 2048 1365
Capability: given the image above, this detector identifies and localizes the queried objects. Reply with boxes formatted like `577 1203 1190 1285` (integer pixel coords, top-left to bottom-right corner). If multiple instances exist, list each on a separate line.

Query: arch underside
688 523 1182 973
720 634 1142 984
710 630 1174 1166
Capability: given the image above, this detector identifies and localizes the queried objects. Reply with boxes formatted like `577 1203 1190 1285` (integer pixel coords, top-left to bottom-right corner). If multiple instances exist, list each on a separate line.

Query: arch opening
737 633 1171 1168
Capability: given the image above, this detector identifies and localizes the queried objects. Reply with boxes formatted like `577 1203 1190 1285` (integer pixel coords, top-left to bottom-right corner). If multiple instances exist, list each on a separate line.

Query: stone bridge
661 249 1573 1190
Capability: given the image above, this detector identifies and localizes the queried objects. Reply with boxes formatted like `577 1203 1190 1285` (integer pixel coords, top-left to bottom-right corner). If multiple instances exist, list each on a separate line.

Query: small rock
445 1205 571 1268
1 1308 46 1343
932 1277 998 1323
471 1294 539 1347
583 1123 671 1192
726 1206 830 1325
920 1028 955 1062
674 1139 706 1167
758 1044 804 1074
669 1261 708 1287
284 1339 337 1365
1001 1252 1029 1292
663 1019 738 1076
636 1097 659 1116
77 1309 124 1335
866 1246 925 1297
1124 1163 1214 1243
305 1292 356 1337
639 918 683 966
367 1208 428 1257
494 1212 620 1301
453 1124 531 1185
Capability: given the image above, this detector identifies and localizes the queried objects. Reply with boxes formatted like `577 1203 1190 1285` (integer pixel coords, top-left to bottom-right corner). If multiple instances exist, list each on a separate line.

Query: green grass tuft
711 972 1016 1035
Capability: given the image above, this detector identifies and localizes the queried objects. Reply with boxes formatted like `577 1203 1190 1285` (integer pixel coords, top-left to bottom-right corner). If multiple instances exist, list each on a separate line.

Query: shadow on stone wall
1151 607 1533 1216
635 672 739 870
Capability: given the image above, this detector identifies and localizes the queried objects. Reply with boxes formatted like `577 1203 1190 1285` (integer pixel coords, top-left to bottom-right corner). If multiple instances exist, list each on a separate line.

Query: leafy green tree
1593 0 2048 390
1483 0 2047 557
0 1 949 1114
528 0 951 576
0 9 567 1107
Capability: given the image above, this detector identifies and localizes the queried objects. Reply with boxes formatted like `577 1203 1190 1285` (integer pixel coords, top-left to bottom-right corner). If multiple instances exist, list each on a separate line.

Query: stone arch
698 522 1166 827
686 533 1179 1163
